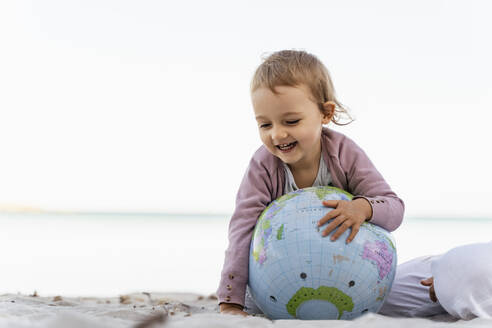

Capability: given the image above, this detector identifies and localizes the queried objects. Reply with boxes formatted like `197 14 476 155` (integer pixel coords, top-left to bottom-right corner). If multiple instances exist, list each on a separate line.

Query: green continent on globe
276 224 284 240
314 186 353 201
286 286 354 319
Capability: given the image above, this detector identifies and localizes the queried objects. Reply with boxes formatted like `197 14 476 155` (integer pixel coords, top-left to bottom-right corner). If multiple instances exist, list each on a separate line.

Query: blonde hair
250 50 353 126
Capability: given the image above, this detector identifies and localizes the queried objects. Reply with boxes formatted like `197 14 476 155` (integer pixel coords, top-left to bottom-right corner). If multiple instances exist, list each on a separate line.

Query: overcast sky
1 0 491 218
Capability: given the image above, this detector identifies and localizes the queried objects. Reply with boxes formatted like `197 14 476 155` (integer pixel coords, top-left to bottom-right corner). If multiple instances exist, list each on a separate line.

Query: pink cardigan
217 127 405 307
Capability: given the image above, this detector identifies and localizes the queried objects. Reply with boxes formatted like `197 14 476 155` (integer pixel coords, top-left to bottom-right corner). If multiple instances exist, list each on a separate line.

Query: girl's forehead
252 85 318 118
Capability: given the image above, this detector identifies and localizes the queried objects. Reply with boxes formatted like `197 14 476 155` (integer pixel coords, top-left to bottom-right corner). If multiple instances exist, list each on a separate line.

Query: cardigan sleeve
216 155 274 307
339 137 405 232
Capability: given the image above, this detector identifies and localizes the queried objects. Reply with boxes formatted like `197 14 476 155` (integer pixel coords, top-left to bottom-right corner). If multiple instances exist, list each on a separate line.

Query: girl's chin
277 154 300 165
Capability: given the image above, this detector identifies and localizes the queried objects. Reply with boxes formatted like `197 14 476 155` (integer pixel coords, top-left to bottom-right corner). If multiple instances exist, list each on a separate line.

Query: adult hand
317 198 372 244
421 277 438 302
219 303 249 317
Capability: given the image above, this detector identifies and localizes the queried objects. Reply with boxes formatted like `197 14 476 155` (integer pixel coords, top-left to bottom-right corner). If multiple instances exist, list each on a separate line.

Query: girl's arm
339 137 405 232
216 155 273 307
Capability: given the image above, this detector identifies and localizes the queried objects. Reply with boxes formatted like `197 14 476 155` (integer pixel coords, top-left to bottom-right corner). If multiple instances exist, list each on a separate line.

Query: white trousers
378 255 448 317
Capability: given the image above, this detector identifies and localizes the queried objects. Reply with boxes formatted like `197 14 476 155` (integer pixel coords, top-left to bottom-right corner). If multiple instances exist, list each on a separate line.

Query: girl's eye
259 120 299 128
286 120 300 124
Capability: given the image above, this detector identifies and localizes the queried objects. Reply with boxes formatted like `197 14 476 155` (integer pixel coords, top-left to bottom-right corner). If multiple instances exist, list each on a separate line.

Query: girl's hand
421 277 438 302
317 198 372 244
219 303 249 317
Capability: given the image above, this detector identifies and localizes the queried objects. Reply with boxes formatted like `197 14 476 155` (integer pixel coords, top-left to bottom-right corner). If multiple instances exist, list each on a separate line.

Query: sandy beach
1 291 492 328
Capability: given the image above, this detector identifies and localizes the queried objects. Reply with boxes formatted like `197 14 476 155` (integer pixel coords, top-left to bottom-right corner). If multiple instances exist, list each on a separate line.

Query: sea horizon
1 210 492 222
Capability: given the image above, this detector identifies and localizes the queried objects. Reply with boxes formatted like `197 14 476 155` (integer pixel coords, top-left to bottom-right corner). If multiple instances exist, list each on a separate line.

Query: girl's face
251 84 332 172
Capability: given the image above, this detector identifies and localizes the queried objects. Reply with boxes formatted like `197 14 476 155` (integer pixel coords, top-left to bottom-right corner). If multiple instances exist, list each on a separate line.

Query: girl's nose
271 126 288 142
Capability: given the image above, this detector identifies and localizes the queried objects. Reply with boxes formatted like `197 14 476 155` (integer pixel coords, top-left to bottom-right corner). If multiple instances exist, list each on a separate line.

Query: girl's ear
321 101 336 124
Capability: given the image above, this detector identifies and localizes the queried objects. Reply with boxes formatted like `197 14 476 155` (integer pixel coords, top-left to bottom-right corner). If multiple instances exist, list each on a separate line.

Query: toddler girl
217 50 405 316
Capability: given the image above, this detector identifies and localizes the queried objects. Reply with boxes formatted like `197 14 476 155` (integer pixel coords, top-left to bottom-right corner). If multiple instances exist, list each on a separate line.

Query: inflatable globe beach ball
248 186 397 320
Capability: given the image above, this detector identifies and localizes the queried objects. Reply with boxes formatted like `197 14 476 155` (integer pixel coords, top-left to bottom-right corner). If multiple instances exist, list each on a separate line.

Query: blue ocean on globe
248 186 397 320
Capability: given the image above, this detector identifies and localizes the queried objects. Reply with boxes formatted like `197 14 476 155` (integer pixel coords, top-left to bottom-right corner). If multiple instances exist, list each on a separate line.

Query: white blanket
432 241 492 320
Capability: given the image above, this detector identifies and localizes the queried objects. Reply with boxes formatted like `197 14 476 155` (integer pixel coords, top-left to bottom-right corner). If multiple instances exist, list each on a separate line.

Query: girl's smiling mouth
277 141 297 152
